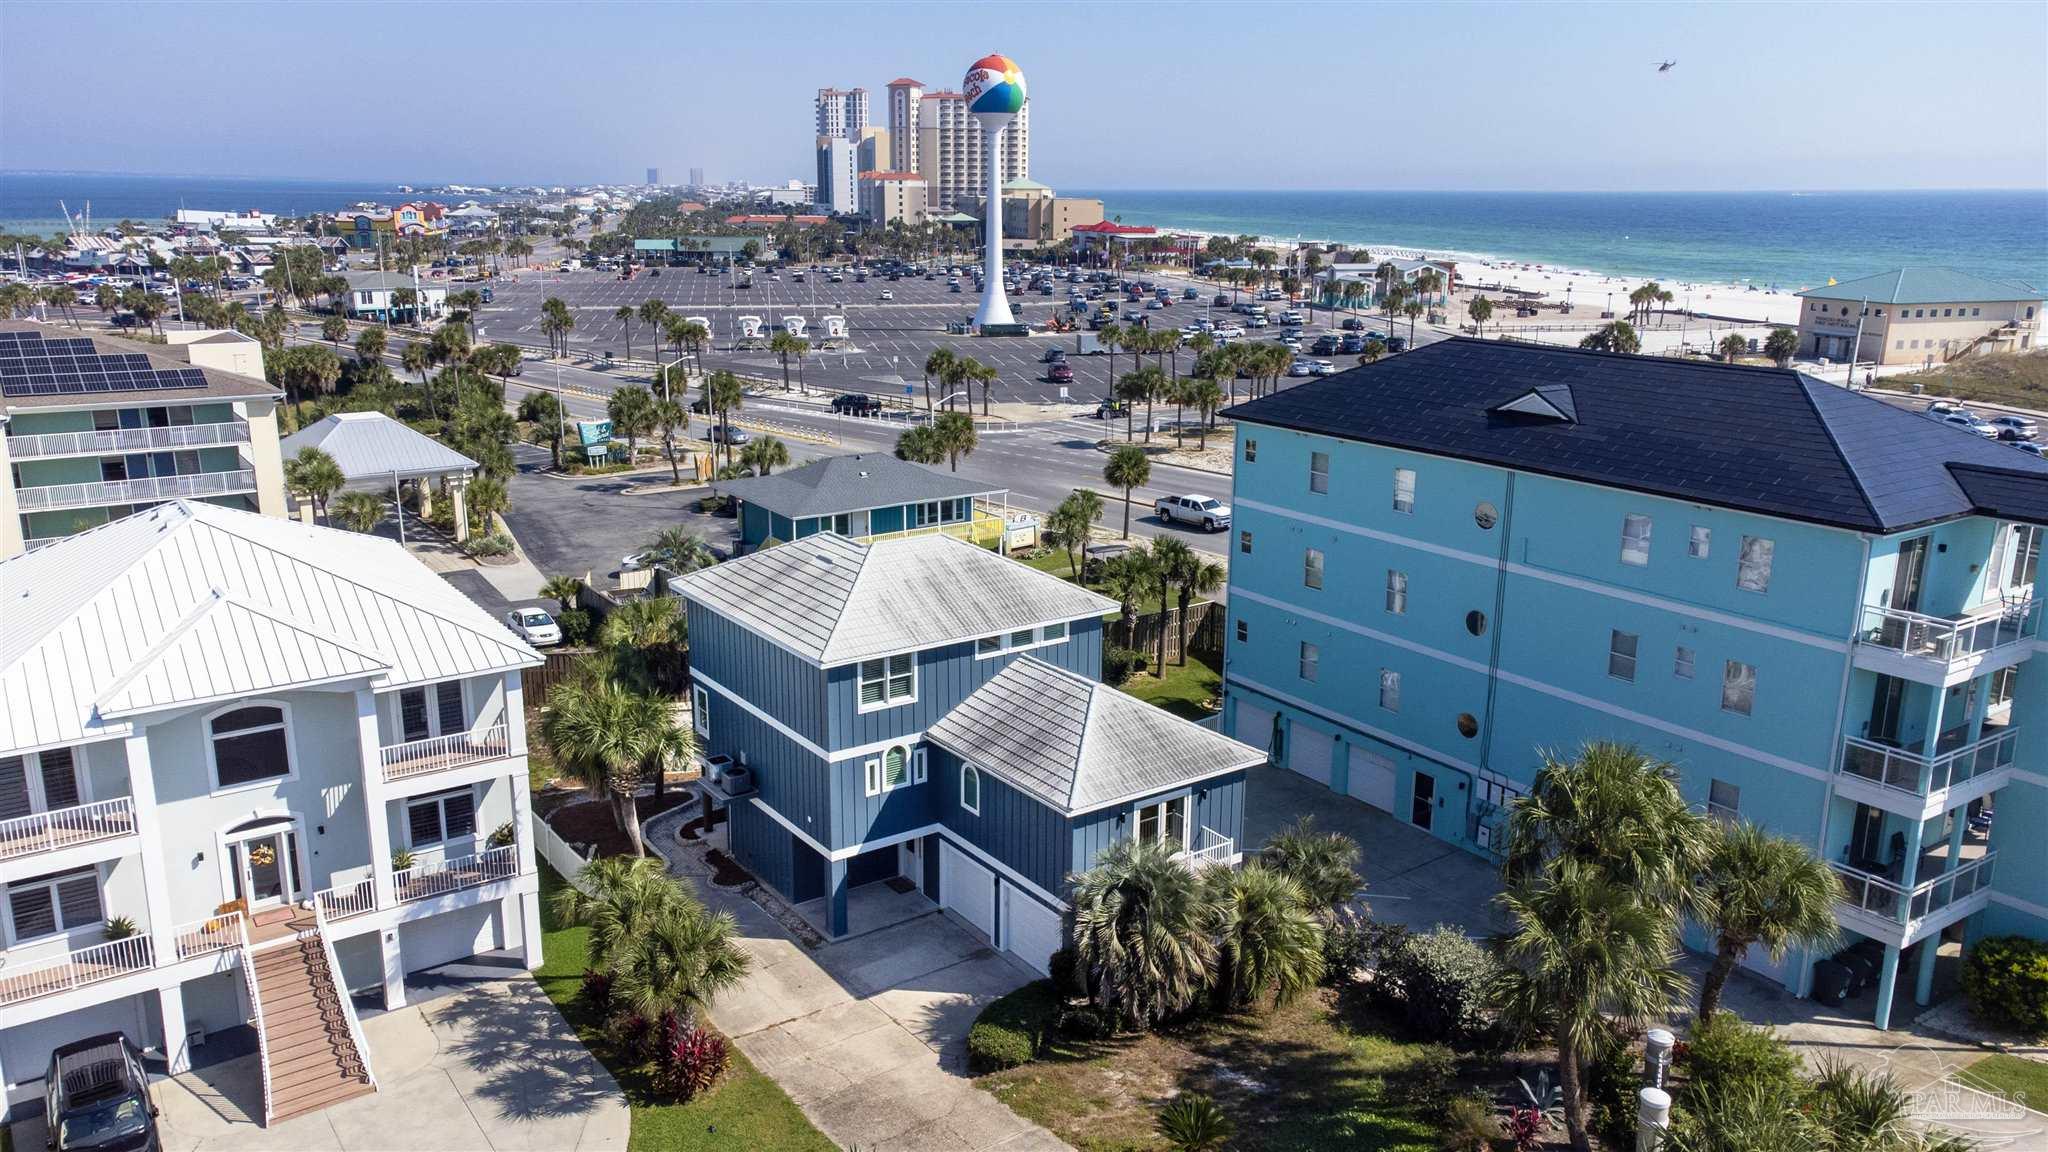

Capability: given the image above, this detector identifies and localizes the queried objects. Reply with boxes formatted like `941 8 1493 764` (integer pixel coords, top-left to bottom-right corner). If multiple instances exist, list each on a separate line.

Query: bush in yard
1378 925 1498 1044
1048 946 1086 998
1397 1043 1457 1119
1156 1092 1234 1152
1102 645 1147 685
967 980 1060 1072
655 1023 730 1102
1583 1025 1642 1147
1962 935 2048 1036
1438 1093 1500 1151
1056 1004 1112 1040
1676 1012 1804 1110
580 968 613 1014
556 607 594 645
1328 913 1410 989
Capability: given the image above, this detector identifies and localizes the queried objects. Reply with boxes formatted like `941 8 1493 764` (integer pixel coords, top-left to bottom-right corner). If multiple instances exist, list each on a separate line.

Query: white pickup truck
1153 494 1232 531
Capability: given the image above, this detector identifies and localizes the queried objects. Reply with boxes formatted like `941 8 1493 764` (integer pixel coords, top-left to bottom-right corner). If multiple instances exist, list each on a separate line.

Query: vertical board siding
704 694 832 844
686 603 827 745
936 748 1071 895
728 801 793 899
826 624 1105 752
832 753 940 847
1067 771 1248 877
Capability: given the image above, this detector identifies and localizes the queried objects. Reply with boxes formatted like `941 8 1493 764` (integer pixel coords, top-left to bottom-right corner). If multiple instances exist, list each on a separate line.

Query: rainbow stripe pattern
962 54 1026 116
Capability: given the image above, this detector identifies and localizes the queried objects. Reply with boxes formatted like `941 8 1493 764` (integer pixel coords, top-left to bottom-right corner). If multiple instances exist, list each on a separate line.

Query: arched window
208 703 293 790
960 765 982 815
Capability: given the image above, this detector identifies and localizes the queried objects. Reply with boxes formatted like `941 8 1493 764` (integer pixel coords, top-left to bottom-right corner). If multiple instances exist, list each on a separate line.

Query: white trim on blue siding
1070 759 1264 819
691 669 927 764
745 795 1070 910
1990 890 2048 921
1230 496 1852 653
1228 672 1483 776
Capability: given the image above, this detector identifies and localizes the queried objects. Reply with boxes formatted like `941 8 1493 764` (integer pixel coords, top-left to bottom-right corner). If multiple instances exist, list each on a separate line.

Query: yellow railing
859 508 1009 550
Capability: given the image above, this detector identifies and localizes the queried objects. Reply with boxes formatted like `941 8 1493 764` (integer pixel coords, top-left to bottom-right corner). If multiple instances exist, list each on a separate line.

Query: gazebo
281 411 481 541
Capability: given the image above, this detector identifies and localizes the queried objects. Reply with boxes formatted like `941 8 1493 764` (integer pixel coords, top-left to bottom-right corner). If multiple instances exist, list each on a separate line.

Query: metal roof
671 533 1116 666
924 656 1265 815
282 411 478 482
0 501 540 754
342 271 444 293
1795 268 2041 305
710 453 1000 520
1224 338 2048 534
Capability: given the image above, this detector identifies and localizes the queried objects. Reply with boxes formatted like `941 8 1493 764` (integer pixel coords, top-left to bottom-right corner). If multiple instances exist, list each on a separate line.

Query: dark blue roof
1947 464 2048 527
1222 338 2048 533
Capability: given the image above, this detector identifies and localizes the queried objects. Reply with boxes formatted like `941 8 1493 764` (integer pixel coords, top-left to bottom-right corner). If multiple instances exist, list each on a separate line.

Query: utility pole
1846 296 1871 388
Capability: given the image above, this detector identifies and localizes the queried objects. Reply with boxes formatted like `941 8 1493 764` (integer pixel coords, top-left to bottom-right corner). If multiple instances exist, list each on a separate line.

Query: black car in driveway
831 392 883 416
46 1033 157 1152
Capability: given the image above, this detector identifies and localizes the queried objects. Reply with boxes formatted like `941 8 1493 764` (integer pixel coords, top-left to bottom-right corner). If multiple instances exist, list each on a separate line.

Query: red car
1047 362 1074 383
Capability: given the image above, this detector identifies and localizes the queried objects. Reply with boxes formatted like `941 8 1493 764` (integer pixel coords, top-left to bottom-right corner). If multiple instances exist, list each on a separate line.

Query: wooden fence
1118 601 1225 666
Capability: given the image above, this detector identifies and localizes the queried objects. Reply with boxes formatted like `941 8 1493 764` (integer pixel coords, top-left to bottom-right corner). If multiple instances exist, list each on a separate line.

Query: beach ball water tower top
965 54 1026 333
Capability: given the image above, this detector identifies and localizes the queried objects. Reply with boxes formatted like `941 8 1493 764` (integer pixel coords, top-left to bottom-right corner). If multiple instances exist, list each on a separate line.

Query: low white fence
532 811 594 891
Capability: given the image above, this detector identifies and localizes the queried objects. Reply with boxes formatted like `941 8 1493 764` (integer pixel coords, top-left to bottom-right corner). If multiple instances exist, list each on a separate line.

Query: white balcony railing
0 935 154 1006
380 723 512 782
173 914 242 961
1176 826 1236 870
394 843 518 904
1856 601 2035 667
5 421 249 459
0 797 137 860
1831 851 1998 927
1838 727 2020 798
13 468 258 512
315 878 378 921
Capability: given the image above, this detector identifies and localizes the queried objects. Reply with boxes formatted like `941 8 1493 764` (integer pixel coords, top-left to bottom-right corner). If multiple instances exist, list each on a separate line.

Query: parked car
832 392 883 416
2013 440 2045 458
1289 359 1316 377
1042 347 1068 363
1047 362 1074 384
1308 359 1337 375
1153 494 1232 531
1341 317 1364 331
879 290 894 301
1213 294 1232 307
1183 287 1200 300
1385 336 1408 353
1934 411 2000 438
1985 414 2039 441
505 606 563 646
46 1033 158 1152
708 424 752 445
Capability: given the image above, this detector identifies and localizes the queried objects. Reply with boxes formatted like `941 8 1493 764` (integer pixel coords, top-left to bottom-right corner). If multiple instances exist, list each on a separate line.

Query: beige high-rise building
860 171 929 229
916 90 1029 214
814 87 870 141
856 126 890 176
885 78 923 174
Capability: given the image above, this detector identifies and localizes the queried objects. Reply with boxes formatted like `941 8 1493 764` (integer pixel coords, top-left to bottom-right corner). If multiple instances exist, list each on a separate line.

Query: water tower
963 53 1026 332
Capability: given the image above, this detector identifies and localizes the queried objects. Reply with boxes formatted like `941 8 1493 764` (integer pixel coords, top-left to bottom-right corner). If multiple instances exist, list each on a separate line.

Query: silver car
505 607 562 647
1985 414 2039 441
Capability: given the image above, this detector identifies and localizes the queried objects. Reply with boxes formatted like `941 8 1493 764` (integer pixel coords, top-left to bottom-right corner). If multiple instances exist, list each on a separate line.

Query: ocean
1068 189 2048 293
0 172 442 237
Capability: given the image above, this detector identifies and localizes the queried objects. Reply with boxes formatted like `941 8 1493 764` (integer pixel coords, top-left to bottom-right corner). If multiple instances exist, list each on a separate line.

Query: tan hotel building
1796 267 2040 367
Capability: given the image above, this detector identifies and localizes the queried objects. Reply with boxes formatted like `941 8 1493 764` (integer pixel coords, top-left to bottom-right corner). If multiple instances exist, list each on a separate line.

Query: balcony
1175 826 1236 870
1830 850 1997 945
0 936 155 1007
315 878 378 922
6 421 250 460
13 468 258 512
1836 726 2018 815
395 844 519 904
0 797 137 861
1854 600 2035 683
380 723 512 783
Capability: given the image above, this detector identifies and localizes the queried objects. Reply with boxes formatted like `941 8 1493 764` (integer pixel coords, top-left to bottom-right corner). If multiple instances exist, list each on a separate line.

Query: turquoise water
1069 189 2048 292
0 172 442 237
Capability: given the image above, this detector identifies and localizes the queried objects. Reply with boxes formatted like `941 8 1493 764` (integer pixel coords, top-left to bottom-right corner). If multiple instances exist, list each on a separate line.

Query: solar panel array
0 330 210 398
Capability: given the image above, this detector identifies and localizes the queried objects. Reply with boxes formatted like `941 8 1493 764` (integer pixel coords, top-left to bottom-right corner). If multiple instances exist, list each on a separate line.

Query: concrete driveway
11 977 629 1152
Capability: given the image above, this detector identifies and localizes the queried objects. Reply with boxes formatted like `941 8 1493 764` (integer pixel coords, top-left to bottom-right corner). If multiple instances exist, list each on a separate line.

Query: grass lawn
1021 549 1170 616
1964 1053 2048 1109
532 862 835 1152
1117 651 1222 721
1898 350 2048 410
981 986 1444 1152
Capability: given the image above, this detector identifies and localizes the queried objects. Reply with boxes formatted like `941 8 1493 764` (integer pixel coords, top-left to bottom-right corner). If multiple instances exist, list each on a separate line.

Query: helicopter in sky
1656 60 1678 72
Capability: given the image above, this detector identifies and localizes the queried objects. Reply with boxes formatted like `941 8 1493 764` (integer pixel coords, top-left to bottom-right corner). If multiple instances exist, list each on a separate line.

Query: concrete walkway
646 806 1069 1152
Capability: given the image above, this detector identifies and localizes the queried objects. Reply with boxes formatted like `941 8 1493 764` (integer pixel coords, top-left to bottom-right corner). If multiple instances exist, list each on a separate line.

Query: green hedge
1963 935 2048 1036
967 980 1060 1073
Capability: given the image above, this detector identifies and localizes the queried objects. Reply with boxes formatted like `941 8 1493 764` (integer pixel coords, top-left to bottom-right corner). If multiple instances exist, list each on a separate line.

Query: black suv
46 1033 157 1152
1310 335 1341 356
831 393 882 417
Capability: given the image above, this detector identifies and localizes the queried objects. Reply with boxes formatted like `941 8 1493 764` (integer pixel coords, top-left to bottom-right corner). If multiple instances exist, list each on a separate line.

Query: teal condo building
1219 339 2046 1029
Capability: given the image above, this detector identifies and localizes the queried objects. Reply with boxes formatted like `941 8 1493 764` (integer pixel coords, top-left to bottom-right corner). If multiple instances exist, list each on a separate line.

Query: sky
3 1 2044 192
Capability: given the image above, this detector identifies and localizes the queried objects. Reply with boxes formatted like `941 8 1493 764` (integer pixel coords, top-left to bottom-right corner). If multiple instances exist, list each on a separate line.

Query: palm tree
922 346 956 414
1045 489 1103 579
894 424 945 467
550 855 687 972
1099 546 1156 650
703 370 745 469
1067 837 1217 1030
1099 323 1126 389
651 396 690 484
539 663 679 856
1205 864 1324 1010
355 326 387 365
1494 860 1688 1151
1149 537 1193 671
637 299 671 362
1189 378 1225 450
1104 444 1151 538
321 315 348 347
768 330 803 392
1579 321 1640 354
1764 326 1800 367
739 434 790 476
1169 550 1225 666
1695 821 1840 1021
282 446 345 522
1504 742 1716 909
1466 294 1493 338
614 305 636 361
1361 338 1387 364
551 855 749 1022
638 525 717 577
971 358 998 416
330 491 385 533
1403 297 1424 344
541 574 585 618
1260 817 1363 918
931 410 977 471
1718 333 1749 364
1117 365 1161 443
607 384 657 462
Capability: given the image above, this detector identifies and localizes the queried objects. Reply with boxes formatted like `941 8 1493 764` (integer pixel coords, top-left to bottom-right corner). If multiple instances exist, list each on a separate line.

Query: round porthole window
1456 713 1479 738
1474 501 1499 530
1466 610 1488 636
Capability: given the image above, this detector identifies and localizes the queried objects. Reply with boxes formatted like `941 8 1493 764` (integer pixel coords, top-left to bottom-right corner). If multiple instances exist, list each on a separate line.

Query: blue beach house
712 452 1009 553
671 532 1260 973
1219 337 2046 1030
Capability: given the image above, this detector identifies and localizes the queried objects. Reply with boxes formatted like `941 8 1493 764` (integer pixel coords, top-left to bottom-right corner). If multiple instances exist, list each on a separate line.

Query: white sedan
505 607 563 647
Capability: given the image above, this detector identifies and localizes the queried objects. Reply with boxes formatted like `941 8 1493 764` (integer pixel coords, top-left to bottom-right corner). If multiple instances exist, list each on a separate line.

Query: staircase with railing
250 922 375 1124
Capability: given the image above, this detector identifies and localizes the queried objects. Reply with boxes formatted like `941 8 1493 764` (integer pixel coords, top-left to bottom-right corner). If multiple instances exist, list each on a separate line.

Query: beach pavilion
281 410 481 541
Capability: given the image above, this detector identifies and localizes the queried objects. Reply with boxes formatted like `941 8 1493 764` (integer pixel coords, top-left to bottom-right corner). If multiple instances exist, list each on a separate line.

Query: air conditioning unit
702 755 752 797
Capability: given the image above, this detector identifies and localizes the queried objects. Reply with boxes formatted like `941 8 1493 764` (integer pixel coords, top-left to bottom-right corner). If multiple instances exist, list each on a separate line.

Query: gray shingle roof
924 656 1265 815
712 454 1001 520
1795 268 2040 305
670 533 1116 665
282 411 478 481
0 320 278 410
1224 338 2048 534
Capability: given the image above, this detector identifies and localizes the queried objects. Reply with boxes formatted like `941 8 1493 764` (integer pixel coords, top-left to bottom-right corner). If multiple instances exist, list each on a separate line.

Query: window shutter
444 792 477 838
435 683 465 735
8 886 55 938
56 873 101 927
400 688 430 741
409 802 444 846
37 749 79 810
0 758 31 822
913 747 928 784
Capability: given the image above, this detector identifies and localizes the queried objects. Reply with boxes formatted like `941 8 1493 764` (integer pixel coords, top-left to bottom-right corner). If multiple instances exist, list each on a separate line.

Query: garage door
1233 701 1276 761
399 902 498 973
1289 726 1333 787
939 841 996 942
1347 746 1397 814
1000 883 1063 977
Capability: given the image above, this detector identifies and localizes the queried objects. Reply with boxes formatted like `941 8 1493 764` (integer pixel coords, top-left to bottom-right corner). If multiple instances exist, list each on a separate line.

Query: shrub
487 821 516 849
1057 1004 1112 1040
654 1023 730 1102
557 607 594 645
580 968 613 1015
1399 1043 1458 1119
1102 645 1146 685
1962 935 2048 1037
611 1012 655 1062
1156 1092 1234 1152
1677 1012 1803 1109
1583 1026 1640 1147
1327 913 1410 989
465 532 514 558
1438 1093 1499 1151
103 916 139 942
1048 946 1085 998
967 980 1060 1072
1378 925 1498 1044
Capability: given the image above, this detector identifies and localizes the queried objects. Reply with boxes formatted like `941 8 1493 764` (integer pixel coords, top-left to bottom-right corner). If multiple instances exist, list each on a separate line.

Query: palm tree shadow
429 979 622 1123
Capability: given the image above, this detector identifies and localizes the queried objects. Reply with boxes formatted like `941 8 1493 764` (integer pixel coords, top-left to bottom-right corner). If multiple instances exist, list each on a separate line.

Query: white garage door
1347 746 1397 814
399 902 498 973
1233 701 1276 760
940 841 996 942
1000 883 1063 977
1289 726 1333 787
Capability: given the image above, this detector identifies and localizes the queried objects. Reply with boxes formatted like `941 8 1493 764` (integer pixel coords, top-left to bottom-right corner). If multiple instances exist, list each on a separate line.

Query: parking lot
473 262 1435 406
